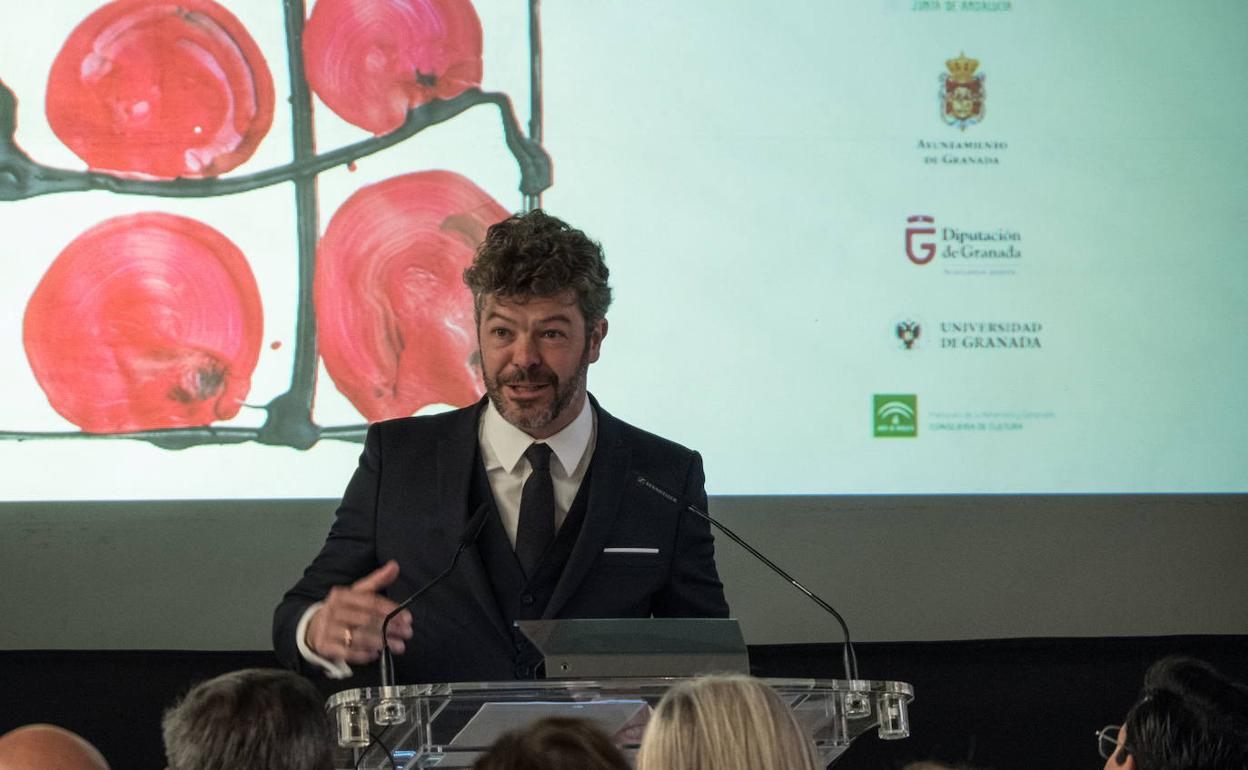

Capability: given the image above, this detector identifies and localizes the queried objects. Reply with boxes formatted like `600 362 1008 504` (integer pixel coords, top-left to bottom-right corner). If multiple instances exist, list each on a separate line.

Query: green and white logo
874 394 918 437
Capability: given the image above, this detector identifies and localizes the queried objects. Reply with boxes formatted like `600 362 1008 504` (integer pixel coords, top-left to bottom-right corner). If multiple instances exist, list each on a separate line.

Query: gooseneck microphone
378 501 493 690
633 474 859 681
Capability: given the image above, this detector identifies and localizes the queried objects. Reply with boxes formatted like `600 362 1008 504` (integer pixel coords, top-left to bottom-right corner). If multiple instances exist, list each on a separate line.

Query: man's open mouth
507 383 551 395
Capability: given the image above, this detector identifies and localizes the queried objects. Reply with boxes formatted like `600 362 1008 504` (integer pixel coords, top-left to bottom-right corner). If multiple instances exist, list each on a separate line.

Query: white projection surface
0 1 1245 500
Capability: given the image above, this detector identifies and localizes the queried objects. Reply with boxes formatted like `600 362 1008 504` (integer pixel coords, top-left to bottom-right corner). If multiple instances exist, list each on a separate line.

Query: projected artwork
1 0 548 450
314 171 505 422
302 0 484 135
24 212 264 433
3 2 1245 499
45 0 276 178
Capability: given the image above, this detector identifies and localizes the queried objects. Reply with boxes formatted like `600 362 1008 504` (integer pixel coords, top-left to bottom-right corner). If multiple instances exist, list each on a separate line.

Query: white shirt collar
481 396 594 477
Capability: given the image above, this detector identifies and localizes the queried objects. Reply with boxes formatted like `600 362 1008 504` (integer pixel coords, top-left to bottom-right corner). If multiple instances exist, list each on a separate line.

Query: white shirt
479 397 596 546
296 398 597 678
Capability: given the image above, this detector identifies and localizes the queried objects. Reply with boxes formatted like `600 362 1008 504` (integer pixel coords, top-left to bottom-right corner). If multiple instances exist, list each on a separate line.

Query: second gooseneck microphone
378 501 493 689
633 474 859 681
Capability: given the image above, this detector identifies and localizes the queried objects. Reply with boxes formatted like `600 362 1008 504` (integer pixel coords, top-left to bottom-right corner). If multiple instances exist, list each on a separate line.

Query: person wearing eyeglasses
1096 656 1248 770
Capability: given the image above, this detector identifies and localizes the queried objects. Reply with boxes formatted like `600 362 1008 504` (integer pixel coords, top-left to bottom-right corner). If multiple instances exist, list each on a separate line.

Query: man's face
478 291 606 439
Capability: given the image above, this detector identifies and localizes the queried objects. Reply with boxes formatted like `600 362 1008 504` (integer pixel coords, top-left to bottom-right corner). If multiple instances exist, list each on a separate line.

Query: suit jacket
272 395 729 686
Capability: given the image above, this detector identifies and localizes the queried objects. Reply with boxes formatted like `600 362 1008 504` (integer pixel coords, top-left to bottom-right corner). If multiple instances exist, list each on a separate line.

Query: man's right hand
305 560 415 665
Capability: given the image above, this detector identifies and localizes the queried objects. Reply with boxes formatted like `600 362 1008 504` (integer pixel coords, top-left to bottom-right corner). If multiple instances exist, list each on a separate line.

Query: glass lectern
328 676 914 769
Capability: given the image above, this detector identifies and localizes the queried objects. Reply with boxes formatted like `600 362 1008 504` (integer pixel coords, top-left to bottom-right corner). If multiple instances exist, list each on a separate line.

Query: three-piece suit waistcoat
469 449 593 678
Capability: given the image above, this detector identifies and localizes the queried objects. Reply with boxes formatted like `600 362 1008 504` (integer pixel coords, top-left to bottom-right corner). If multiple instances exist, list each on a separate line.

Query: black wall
4 635 1246 770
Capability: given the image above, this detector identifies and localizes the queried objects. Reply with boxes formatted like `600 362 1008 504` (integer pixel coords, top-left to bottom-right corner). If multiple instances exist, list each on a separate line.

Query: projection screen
0 1 1244 650
3 0 1244 501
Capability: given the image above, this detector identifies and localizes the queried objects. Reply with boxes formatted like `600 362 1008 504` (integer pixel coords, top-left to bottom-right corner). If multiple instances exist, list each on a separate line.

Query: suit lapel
544 398 631 618
437 399 512 644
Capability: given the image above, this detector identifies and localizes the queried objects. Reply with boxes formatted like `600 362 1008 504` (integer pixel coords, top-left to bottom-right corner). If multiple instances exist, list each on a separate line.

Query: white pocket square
603 547 659 554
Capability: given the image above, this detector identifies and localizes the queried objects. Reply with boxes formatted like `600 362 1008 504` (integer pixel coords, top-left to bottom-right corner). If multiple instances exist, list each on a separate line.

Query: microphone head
633 473 680 505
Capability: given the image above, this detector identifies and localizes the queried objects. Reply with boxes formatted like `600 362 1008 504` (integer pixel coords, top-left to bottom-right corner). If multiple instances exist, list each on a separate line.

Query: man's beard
484 346 589 433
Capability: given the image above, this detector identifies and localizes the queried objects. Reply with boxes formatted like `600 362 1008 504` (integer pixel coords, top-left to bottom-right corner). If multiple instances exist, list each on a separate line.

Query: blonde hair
636 674 818 770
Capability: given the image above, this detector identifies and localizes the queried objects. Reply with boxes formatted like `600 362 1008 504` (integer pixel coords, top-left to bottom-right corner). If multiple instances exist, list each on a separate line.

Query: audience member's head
636 674 818 770
472 717 629 770
161 668 333 770
1102 656 1248 770
0 724 109 770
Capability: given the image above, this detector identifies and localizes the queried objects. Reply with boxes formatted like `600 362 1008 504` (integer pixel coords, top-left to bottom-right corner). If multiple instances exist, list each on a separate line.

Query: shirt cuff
295 602 353 680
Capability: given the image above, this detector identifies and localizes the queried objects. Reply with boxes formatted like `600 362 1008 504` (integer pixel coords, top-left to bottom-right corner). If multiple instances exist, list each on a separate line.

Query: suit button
514 664 531 678
521 593 535 606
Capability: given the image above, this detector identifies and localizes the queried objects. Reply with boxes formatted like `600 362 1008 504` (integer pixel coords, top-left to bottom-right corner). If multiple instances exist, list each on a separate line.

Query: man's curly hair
463 209 612 324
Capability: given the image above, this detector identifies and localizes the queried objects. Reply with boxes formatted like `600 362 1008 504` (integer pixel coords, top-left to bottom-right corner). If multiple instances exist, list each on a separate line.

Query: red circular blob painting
23 213 264 433
303 0 483 135
45 0 275 178
316 170 507 421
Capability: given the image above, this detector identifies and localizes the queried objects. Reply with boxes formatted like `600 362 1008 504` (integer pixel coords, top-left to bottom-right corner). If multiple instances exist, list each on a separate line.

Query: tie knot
525 442 553 472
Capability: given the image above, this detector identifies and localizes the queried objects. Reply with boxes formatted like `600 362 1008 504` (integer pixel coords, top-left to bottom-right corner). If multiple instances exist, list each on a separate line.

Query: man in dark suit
273 210 728 685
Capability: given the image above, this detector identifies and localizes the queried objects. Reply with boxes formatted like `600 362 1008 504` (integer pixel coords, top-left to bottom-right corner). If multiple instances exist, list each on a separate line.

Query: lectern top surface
326 677 914 710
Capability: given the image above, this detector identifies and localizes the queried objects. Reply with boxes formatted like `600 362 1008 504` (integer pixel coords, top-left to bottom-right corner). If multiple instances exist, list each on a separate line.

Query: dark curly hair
1121 656 1248 770
463 209 612 324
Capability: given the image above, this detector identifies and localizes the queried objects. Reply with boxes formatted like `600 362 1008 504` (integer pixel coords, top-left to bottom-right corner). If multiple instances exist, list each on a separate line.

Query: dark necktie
515 443 555 578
